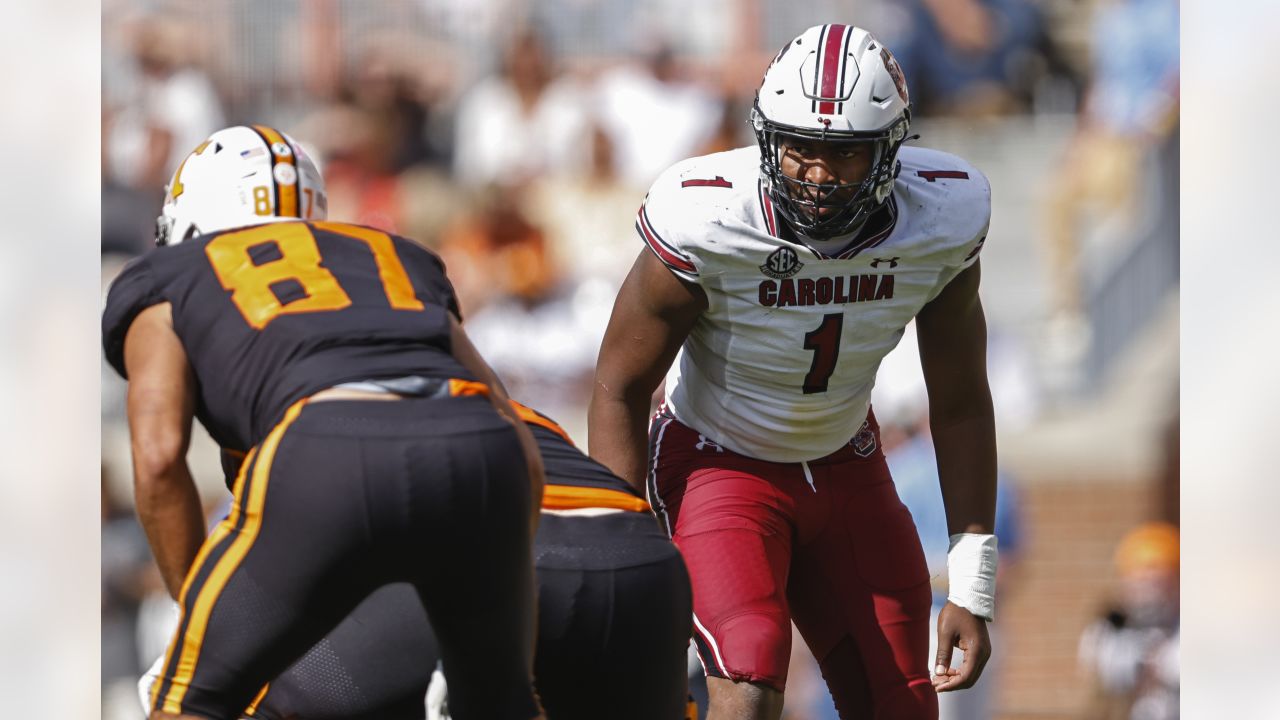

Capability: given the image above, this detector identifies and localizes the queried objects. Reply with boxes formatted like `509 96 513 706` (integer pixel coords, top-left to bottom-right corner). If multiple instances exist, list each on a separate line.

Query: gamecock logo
851 422 878 457
880 46 909 104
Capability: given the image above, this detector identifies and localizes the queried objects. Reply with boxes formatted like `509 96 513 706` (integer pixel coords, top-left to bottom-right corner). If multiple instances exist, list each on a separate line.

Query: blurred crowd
101 1 1179 718
1077 523 1180 720
102 0 1179 411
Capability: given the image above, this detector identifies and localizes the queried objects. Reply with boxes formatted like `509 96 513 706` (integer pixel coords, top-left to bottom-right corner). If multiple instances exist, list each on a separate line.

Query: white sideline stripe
692 612 730 677
647 415 674 536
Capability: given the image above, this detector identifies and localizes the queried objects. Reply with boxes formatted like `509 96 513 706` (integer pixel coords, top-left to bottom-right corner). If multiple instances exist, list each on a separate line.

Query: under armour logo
695 435 723 453
870 257 900 268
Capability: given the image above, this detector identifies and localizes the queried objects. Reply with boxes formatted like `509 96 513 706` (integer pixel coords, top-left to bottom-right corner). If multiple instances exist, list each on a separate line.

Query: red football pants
648 409 937 719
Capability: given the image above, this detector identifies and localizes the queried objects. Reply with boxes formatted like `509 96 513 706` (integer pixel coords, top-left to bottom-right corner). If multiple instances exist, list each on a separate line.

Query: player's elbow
591 375 653 418
131 431 188 487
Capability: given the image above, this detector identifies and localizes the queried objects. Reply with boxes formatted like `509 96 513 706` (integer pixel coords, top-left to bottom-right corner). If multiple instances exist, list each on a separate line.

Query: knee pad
699 612 791 690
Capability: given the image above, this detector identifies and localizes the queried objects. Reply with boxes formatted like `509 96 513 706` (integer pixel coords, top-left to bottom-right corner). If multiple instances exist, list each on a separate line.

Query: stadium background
99 1 1179 718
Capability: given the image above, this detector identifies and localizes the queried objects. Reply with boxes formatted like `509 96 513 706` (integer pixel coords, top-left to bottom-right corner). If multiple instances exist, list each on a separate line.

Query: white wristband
947 533 999 621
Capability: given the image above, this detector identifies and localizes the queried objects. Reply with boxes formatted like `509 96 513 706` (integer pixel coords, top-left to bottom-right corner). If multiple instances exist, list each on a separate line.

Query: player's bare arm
588 248 707 491
124 302 205 601
918 261 997 538
916 259 997 692
448 313 546 527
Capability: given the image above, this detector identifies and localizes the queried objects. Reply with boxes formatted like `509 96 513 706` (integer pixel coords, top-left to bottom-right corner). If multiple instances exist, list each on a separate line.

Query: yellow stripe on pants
158 399 308 713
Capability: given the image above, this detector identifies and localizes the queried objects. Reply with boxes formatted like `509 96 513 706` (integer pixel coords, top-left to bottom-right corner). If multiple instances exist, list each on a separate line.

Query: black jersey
509 401 650 513
103 220 471 451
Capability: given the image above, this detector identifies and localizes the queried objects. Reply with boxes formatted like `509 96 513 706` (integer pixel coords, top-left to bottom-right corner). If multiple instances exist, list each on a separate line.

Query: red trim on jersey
637 205 697 275
817 24 848 115
963 235 987 262
916 169 970 182
758 182 779 238
682 176 734 189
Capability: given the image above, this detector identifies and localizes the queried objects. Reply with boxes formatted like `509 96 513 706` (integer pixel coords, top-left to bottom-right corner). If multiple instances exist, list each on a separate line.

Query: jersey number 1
205 222 424 330
803 313 843 394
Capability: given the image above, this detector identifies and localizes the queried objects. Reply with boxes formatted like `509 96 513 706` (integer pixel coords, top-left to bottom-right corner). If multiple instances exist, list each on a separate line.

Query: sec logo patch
760 246 803 279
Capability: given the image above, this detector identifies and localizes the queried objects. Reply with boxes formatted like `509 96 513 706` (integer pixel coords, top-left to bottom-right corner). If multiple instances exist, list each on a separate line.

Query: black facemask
752 103 909 240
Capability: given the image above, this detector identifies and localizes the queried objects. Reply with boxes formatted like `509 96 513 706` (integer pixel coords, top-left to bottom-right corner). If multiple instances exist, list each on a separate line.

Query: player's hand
932 600 991 692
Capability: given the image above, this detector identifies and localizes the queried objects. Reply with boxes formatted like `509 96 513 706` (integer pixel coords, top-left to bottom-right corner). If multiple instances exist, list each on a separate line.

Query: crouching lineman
590 24 999 720
104 125 546 720
140 401 695 720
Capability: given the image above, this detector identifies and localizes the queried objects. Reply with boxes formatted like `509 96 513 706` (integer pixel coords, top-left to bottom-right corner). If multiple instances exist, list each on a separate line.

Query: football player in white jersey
589 25 998 720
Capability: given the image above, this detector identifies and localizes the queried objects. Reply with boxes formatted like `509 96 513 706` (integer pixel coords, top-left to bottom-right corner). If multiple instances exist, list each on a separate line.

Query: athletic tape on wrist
947 533 998 621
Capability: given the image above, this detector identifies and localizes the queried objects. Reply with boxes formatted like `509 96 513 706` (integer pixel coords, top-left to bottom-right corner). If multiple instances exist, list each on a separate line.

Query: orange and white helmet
751 25 911 239
155 125 327 246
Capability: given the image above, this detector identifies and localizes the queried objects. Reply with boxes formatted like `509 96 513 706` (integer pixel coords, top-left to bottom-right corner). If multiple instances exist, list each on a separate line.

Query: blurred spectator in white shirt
104 14 224 191
103 13 224 253
453 27 590 187
593 44 723 189
526 121 640 294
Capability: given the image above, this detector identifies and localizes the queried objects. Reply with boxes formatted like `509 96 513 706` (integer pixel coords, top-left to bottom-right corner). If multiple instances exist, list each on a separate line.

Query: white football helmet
155 125 327 246
751 25 911 239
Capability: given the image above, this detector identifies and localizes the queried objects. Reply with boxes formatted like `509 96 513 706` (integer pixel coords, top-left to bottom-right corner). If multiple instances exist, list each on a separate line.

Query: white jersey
638 145 990 462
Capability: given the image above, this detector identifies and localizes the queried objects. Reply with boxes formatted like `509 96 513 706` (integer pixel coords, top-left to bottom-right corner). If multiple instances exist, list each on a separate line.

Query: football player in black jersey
103 125 546 720
141 402 696 720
